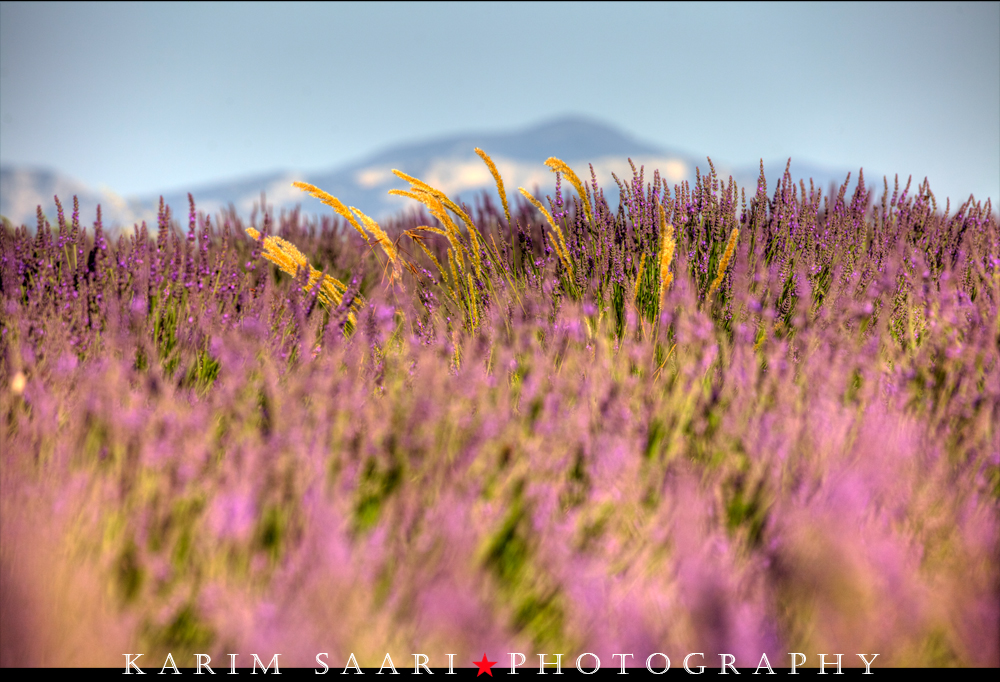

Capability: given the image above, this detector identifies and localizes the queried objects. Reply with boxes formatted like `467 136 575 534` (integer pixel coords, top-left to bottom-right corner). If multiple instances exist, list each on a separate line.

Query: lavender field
1 154 997 669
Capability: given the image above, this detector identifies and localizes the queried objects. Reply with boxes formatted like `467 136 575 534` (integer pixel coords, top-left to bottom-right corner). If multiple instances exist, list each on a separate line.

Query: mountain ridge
2 116 865 230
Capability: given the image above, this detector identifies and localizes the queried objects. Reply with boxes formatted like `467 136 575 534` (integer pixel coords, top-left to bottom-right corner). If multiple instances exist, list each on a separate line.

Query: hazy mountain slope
1 166 148 230
146 115 704 226
2 117 864 230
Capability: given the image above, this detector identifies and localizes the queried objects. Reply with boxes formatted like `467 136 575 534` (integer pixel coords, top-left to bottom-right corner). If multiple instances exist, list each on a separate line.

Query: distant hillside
2 116 864 231
0 166 148 231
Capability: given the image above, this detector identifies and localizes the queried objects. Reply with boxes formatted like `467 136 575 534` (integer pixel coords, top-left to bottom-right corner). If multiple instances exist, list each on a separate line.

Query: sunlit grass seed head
544 157 593 226
633 252 647 309
292 181 367 240
475 147 512 227
393 187 472 287
391 170 483 279
349 206 403 286
707 227 739 298
246 226 308 275
292 181 406 289
657 201 676 307
391 189 465 263
390 168 434 195
245 226 356 318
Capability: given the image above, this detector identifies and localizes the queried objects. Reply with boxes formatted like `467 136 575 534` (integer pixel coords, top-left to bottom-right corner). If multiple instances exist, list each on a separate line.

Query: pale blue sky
1 1 998 206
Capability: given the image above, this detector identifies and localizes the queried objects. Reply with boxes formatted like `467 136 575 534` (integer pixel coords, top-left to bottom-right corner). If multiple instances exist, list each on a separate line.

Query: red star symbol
474 653 497 677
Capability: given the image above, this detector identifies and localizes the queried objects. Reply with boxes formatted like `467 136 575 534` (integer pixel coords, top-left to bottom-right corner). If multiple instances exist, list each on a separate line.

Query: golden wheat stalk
544 157 594 225
707 227 739 298
474 147 512 227
657 201 676 307
349 207 403 286
292 181 367 240
391 169 484 279
426 188 483 281
391 168 436 196
517 187 574 280
392 188 467 264
633 252 646 309
387 188 426 204
245 227 356 316
410 225 451 239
